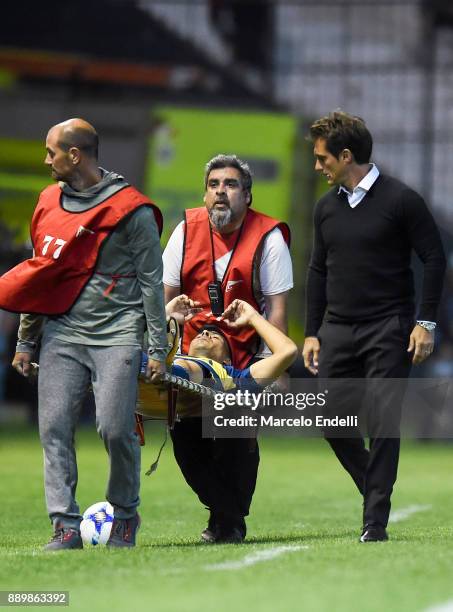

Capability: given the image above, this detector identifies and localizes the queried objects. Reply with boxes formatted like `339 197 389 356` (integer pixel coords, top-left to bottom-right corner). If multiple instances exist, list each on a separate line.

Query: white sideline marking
388 504 432 523
205 545 308 571
425 600 453 612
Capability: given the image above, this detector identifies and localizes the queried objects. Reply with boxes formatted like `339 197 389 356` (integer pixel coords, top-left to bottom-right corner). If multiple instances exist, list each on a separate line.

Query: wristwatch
416 320 436 333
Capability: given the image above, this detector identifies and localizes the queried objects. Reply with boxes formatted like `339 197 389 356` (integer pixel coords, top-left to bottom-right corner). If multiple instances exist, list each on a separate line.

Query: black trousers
318 314 413 528
170 417 259 530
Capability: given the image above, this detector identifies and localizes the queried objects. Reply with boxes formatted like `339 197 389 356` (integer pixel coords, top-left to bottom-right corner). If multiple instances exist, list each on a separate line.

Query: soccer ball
80 501 114 546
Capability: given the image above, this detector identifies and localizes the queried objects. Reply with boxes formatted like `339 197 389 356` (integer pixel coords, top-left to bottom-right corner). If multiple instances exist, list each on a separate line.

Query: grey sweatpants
38 337 142 528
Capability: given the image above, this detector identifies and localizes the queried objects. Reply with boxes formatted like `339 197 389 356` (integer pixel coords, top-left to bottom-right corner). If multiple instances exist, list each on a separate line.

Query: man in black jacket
303 111 446 542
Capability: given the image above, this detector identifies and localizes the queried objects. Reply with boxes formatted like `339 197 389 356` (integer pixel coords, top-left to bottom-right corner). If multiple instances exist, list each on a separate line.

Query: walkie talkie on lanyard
208 281 224 315
208 220 243 316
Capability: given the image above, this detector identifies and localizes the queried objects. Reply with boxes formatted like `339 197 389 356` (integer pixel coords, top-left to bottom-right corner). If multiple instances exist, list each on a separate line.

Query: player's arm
219 300 297 381
263 292 291 389
172 357 204 383
12 313 44 377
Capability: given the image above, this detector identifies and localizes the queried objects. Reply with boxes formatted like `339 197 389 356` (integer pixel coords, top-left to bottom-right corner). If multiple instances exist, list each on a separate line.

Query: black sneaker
107 513 141 548
44 522 83 551
360 524 389 543
216 516 246 544
201 513 219 543
216 526 245 544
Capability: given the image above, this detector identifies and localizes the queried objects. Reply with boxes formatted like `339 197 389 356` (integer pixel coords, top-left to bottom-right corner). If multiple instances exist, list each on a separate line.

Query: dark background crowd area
0 227 35 411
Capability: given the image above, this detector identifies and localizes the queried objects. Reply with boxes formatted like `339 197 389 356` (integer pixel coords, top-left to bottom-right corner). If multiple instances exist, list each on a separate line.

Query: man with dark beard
163 154 293 542
4 118 167 550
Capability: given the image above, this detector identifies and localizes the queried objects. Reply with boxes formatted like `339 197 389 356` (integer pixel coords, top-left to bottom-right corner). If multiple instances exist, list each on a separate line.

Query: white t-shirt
163 221 293 295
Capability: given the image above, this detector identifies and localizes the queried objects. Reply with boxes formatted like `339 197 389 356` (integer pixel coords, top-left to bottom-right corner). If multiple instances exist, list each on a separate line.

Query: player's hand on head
302 336 320 375
166 294 202 324
218 299 257 328
12 352 32 377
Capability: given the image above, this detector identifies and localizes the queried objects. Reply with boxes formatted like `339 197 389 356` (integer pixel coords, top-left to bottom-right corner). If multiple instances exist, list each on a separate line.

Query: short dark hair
58 126 99 160
308 111 373 164
204 154 253 205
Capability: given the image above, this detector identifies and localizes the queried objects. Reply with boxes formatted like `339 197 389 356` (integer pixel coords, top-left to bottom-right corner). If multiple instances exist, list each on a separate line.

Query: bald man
3 119 167 550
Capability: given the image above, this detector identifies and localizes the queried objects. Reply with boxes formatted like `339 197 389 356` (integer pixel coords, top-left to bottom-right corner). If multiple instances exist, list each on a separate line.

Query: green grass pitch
1 423 452 612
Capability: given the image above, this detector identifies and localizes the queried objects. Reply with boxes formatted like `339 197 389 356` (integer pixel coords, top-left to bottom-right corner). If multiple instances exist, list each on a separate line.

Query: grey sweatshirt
17 169 167 362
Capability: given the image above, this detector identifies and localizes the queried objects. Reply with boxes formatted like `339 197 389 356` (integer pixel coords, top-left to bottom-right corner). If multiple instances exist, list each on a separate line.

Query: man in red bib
163 154 293 542
6 118 167 550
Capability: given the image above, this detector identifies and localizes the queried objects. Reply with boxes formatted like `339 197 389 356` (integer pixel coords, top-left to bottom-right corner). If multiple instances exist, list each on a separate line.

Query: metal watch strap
416 321 436 332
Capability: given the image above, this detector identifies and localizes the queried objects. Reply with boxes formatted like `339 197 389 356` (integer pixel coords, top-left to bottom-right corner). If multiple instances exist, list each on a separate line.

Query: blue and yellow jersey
172 355 262 393
140 351 262 393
